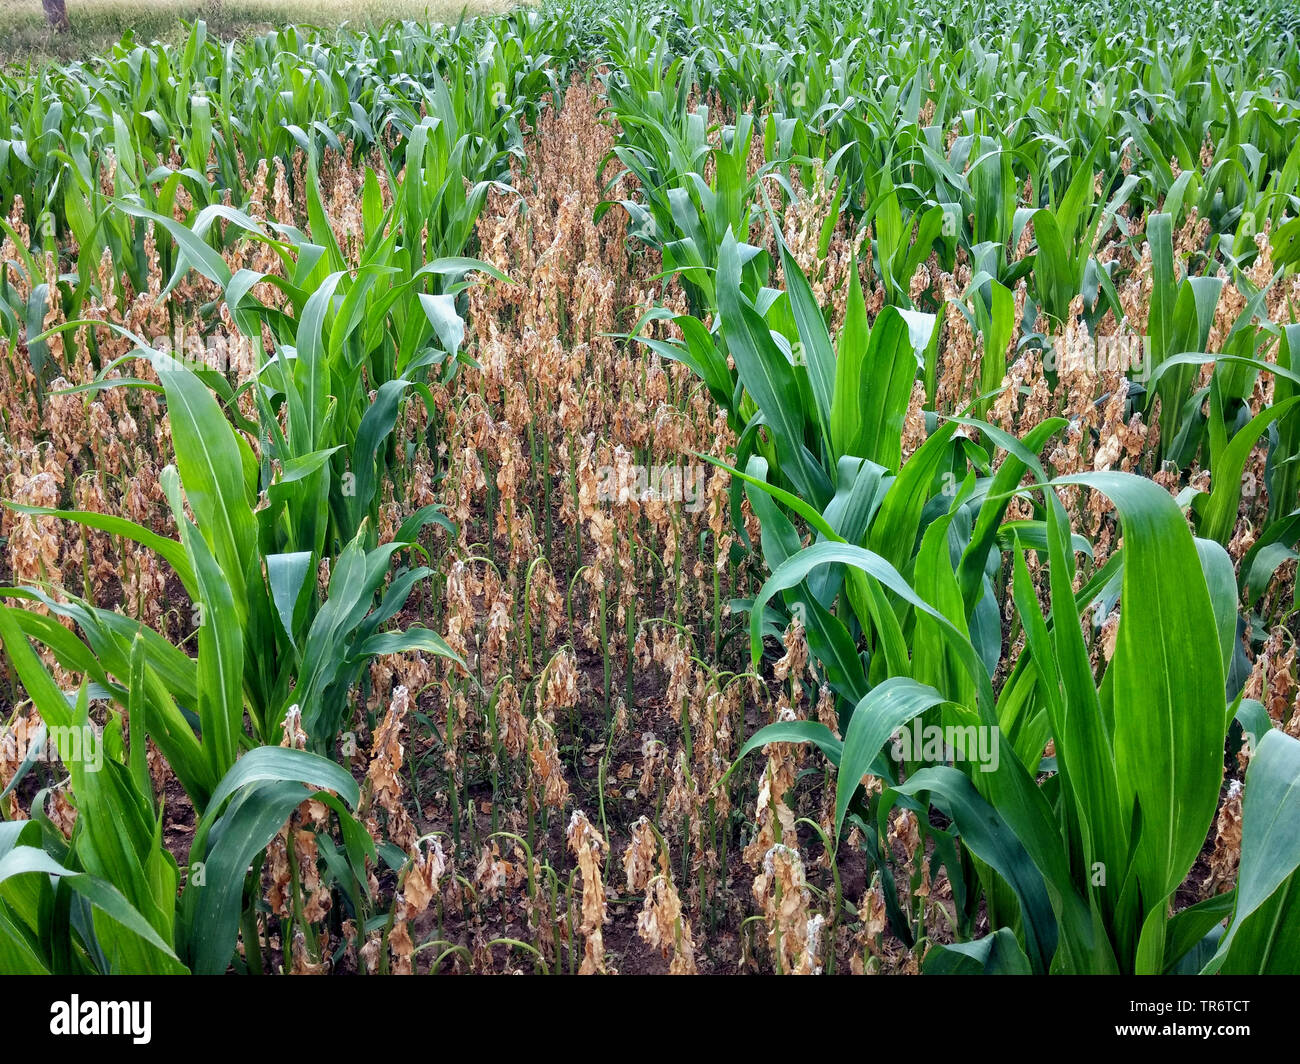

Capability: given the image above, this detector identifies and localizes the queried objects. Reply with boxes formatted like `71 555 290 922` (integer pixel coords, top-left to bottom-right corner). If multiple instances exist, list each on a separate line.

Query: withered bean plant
2 0 1300 975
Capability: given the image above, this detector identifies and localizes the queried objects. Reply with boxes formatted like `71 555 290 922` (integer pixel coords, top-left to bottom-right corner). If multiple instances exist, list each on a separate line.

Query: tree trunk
42 0 72 34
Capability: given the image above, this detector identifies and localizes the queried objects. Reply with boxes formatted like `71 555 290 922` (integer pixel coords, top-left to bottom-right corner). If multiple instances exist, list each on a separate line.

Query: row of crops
1 0 1299 974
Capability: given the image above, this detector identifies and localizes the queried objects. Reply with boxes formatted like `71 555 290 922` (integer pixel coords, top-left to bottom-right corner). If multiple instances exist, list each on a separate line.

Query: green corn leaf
834 677 950 844
924 927 1033 974
720 720 843 789
1058 471 1225 969
1204 730 1300 974
776 233 835 456
0 847 185 974
831 253 870 460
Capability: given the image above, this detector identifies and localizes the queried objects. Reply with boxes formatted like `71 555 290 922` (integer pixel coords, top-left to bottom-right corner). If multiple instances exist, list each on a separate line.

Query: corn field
1 0 1300 978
